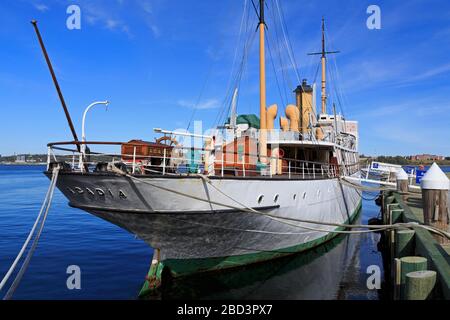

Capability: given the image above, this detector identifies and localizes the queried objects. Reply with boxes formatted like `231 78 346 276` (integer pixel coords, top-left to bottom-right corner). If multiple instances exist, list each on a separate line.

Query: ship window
257 195 264 204
302 192 307 199
293 194 297 200
274 194 279 203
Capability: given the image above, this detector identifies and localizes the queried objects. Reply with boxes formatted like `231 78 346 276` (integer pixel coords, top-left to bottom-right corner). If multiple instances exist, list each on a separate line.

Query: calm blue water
0 165 152 299
0 165 384 300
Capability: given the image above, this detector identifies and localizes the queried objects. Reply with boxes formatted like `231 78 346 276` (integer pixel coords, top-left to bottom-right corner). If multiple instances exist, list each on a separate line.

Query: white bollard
396 168 409 198
420 163 450 244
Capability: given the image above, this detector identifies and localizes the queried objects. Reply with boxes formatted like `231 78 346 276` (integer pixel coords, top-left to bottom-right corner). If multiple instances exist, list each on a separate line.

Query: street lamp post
79 100 109 171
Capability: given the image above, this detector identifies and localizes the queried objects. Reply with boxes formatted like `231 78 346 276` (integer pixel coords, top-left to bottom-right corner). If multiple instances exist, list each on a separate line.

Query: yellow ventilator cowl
280 116 289 132
266 104 277 130
285 104 299 132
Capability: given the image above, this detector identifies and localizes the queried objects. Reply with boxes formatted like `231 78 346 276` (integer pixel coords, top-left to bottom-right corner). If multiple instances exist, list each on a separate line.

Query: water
0 165 151 299
0 165 383 300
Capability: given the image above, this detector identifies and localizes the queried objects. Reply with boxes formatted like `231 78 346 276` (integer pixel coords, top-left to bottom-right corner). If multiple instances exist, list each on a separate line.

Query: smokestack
294 79 313 138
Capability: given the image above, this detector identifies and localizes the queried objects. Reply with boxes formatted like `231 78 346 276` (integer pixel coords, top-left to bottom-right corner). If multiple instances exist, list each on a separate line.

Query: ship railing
46 141 360 180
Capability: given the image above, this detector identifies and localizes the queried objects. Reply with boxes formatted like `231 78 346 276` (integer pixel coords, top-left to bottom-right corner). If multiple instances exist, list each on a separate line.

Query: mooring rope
339 177 394 192
0 166 60 299
109 167 450 239
340 176 422 197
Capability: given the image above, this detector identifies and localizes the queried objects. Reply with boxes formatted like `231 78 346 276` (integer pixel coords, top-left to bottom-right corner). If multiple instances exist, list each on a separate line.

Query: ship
33 1 361 296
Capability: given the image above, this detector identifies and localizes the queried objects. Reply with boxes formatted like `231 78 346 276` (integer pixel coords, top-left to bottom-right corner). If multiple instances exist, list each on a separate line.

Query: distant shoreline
0 163 46 166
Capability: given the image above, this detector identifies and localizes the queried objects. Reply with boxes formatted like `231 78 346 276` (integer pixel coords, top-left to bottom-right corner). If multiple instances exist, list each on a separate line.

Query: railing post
78 149 84 173
302 162 305 179
163 148 166 175
288 161 291 179
132 146 136 174
242 156 245 177
46 146 51 171
72 152 75 170
313 163 315 179
221 151 224 177
269 158 272 178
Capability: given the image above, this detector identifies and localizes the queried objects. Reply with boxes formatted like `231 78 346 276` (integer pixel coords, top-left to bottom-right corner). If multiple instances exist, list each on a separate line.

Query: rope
0 166 60 299
340 176 422 196
273 0 301 84
339 177 394 192
108 166 450 240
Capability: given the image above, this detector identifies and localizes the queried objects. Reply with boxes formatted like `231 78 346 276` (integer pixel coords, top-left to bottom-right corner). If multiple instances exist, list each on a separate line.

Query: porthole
302 192 307 199
257 195 264 204
293 194 297 200
274 194 279 203
317 190 321 198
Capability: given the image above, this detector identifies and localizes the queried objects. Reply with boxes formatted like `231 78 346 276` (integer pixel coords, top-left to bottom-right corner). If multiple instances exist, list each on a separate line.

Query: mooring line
0 166 60 299
111 167 450 239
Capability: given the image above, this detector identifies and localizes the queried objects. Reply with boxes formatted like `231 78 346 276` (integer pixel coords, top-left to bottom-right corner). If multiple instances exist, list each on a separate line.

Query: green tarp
226 114 260 129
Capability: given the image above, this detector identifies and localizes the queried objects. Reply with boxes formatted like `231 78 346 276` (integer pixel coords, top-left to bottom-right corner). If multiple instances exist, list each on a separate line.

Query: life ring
271 148 284 158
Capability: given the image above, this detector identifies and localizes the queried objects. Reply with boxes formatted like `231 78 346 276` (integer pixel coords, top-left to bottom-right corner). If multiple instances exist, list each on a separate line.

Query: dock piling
405 270 437 300
396 168 409 200
399 256 428 299
395 229 415 258
420 163 450 244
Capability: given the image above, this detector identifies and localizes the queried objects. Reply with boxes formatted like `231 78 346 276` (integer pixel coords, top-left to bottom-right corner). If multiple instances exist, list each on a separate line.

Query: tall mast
308 17 339 115
258 0 267 162
320 17 326 114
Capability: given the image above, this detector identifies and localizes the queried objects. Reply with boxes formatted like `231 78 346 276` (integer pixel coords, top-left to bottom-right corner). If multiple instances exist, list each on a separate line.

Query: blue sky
0 0 449 156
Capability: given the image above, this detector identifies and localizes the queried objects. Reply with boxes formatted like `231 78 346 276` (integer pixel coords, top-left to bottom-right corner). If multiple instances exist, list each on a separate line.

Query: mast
320 17 326 114
308 17 339 115
31 20 81 152
258 0 267 162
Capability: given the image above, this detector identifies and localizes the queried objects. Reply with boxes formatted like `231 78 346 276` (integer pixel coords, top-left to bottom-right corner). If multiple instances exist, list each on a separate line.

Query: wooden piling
399 256 428 299
405 270 437 300
391 209 404 224
395 229 415 258
396 168 409 200
420 163 450 245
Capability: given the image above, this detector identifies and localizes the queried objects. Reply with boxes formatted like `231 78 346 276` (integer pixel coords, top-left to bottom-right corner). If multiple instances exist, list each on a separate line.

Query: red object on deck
330 156 339 176
121 140 172 162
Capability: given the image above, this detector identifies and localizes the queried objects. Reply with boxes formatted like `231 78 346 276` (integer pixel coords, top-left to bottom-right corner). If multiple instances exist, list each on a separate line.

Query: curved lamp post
79 100 110 171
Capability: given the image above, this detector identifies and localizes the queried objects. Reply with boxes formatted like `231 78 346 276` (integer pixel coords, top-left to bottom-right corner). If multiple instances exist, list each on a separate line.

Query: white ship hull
52 172 361 270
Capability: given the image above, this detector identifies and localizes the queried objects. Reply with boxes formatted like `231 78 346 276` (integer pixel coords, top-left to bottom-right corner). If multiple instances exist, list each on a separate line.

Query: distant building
408 154 445 161
15 155 26 163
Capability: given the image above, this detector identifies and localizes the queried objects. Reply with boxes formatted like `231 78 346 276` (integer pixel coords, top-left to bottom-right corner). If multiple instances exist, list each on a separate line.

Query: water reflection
153 205 384 300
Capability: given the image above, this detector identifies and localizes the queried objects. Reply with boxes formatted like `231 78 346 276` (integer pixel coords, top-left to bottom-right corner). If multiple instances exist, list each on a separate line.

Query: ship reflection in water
148 200 384 300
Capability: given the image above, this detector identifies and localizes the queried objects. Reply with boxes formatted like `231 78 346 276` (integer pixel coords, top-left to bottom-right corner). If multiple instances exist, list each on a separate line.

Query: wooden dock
381 189 450 299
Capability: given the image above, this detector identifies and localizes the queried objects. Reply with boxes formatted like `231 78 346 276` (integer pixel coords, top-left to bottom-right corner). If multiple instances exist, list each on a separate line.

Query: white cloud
178 99 220 110
34 3 49 12
149 24 160 38
137 0 160 38
82 2 132 37
399 63 450 84
105 19 120 30
139 0 153 14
